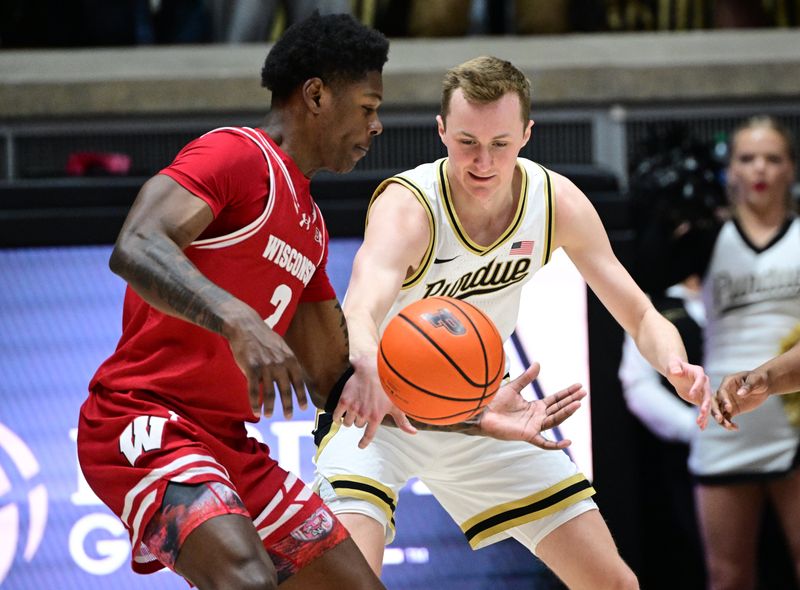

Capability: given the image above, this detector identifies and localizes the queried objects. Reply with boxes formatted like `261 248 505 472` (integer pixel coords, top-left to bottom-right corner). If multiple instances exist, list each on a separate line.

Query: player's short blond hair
440 56 531 126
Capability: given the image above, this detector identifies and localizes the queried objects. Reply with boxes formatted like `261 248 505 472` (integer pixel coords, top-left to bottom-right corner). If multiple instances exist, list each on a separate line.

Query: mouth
468 171 494 183
753 181 768 192
355 145 369 155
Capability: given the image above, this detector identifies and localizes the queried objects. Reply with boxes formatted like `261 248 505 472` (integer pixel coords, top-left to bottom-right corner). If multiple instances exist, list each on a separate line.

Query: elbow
108 242 129 278
109 228 151 280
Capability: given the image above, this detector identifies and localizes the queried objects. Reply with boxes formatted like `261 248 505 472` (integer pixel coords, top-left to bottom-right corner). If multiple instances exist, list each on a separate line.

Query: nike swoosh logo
433 256 460 264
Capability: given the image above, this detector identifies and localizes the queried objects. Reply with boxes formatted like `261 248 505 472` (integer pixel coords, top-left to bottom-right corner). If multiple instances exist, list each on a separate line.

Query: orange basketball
377 296 505 425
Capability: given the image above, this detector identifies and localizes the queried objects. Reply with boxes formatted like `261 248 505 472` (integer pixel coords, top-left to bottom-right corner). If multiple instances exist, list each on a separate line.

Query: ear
302 78 324 114
436 114 446 140
521 119 534 148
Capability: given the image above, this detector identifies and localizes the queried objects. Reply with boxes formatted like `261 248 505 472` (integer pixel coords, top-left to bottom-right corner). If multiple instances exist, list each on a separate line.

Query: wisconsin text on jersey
423 257 531 299
262 234 317 285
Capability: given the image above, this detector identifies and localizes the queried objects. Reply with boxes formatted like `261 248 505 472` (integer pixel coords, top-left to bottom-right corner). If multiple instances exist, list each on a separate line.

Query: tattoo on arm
122 236 234 334
382 413 485 436
334 300 350 366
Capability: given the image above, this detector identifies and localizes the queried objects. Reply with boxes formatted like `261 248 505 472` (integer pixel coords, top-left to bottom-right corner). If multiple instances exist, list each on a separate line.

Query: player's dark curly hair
261 12 389 103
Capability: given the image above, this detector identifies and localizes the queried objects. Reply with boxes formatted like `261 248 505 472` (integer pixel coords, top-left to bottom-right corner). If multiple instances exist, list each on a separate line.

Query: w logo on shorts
290 507 334 542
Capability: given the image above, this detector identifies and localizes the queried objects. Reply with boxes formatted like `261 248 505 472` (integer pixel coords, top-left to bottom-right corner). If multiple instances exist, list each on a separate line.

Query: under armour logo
299 213 311 230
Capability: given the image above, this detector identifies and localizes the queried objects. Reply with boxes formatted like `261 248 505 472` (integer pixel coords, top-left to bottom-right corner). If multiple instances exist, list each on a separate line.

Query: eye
494 142 509 149
459 139 475 146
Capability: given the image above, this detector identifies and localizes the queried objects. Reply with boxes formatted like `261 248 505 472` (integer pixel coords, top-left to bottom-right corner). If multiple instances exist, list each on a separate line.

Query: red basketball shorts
77 386 348 578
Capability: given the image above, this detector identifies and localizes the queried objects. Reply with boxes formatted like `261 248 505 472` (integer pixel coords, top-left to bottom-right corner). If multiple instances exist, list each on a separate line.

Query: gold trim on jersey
438 159 529 256
326 474 398 532
538 164 555 267
459 473 595 548
368 175 437 290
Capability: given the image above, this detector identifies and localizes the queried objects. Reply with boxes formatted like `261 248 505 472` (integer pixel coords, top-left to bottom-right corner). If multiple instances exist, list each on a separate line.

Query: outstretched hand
478 363 586 449
665 358 716 429
711 370 770 428
333 356 416 449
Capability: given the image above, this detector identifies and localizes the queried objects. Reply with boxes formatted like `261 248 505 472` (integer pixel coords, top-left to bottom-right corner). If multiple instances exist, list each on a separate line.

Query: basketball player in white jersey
313 56 721 589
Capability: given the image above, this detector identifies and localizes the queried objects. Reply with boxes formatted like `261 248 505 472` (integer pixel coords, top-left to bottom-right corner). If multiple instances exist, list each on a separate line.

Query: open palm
479 364 586 449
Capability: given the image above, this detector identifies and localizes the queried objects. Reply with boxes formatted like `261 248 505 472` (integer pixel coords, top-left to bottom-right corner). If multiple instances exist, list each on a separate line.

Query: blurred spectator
633 116 800 590
0 0 213 47
390 0 594 36
210 0 353 43
603 0 798 32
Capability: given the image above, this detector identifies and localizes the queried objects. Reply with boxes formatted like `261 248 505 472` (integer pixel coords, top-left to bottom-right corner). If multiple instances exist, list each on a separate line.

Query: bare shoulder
549 170 599 250
367 181 431 243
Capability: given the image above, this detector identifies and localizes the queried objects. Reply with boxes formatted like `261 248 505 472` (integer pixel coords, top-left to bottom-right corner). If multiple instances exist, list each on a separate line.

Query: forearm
383 414 485 435
343 308 382 364
284 299 350 410
632 307 688 376
759 344 800 396
110 232 248 336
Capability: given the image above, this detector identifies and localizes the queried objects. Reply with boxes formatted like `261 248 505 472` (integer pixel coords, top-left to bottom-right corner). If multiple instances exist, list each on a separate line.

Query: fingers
247 359 308 420
687 371 709 403
543 400 582 429
710 398 739 431
509 363 541 391
392 410 417 435
531 434 572 450
292 371 309 413
271 371 293 419
545 383 584 406
248 374 262 418
696 399 710 430
358 420 380 450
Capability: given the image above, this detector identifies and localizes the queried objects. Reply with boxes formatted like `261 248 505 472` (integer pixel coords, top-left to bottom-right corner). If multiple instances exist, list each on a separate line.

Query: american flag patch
510 240 534 255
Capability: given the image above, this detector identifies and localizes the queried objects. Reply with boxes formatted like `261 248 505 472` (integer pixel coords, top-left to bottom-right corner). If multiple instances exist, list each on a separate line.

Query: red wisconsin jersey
90 127 334 435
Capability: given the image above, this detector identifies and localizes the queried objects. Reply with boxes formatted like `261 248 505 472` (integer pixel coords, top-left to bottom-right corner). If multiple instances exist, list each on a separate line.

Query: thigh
78 393 239 573
280 537 385 590
695 482 763 583
158 487 275 588
313 417 418 540
143 480 252 573
425 435 595 550
535 509 637 590
768 469 800 561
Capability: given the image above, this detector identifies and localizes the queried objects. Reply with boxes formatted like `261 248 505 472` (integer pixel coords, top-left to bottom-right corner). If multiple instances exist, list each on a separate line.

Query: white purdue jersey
372 157 554 341
690 217 800 479
315 157 597 550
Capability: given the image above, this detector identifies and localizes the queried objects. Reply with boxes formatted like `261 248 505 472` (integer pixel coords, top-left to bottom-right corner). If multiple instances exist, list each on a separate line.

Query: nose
369 116 383 137
474 146 491 169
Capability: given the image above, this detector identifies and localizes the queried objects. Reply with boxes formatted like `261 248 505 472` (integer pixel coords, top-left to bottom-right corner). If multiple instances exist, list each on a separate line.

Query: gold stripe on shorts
459 472 595 548
327 474 398 531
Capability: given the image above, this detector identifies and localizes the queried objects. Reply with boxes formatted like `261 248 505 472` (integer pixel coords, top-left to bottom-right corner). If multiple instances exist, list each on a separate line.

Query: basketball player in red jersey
76 13 393 590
